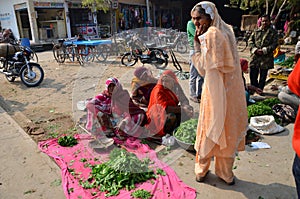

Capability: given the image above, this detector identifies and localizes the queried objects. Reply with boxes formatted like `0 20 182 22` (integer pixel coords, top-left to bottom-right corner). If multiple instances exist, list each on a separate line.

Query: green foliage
247 98 281 122
278 56 295 68
81 0 110 13
57 135 78 147
80 148 156 197
174 119 197 144
131 189 152 199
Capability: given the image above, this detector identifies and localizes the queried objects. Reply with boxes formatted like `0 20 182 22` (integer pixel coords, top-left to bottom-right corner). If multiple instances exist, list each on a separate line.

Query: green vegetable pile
81 148 164 197
277 56 295 68
57 135 78 147
247 98 281 122
174 118 197 144
131 189 152 199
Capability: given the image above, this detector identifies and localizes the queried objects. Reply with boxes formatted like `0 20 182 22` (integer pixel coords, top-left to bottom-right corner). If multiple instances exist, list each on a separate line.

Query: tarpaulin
38 134 196 199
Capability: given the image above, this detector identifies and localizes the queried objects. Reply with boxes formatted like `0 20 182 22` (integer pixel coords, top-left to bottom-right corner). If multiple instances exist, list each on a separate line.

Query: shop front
33 1 67 40
117 0 149 32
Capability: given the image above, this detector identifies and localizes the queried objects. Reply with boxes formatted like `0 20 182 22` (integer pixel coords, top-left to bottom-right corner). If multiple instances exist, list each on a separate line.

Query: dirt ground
0 50 191 143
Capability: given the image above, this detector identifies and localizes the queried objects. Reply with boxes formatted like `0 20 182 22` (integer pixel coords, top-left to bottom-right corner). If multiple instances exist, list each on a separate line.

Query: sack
272 104 296 123
0 43 20 57
248 115 285 135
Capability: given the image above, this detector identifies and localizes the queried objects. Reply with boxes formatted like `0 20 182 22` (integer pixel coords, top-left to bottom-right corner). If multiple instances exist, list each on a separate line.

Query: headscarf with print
110 77 146 118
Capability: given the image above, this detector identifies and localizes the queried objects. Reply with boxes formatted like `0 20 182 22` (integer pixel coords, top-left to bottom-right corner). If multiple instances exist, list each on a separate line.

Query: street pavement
0 105 65 199
0 45 298 198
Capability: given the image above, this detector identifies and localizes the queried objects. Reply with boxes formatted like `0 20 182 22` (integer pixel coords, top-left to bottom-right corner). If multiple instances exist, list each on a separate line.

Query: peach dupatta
192 26 248 159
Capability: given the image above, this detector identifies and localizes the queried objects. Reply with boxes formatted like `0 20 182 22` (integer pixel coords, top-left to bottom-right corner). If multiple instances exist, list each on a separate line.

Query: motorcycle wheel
176 41 188 54
5 75 16 82
52 44 65 63
151 49 168 69
121 52 138 67
20 63 44 87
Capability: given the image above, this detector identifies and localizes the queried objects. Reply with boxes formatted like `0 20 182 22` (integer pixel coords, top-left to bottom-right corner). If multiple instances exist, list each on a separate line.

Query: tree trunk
270 0 278 17
266 0 269 15
274 0 288 23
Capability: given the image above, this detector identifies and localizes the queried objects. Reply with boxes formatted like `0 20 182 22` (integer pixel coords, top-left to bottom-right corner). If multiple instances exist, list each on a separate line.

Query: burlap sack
0 43 21 57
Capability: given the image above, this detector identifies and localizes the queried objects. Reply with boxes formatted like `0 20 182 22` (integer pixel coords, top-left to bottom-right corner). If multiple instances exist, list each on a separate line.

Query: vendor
278 85 300 112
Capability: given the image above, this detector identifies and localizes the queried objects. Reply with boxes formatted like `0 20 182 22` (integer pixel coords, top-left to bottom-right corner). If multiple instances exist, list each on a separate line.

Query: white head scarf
191 1 239 65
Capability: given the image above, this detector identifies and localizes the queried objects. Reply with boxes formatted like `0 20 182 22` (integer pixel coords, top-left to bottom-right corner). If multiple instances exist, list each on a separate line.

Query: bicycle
236 30 252 52
52 38 83 65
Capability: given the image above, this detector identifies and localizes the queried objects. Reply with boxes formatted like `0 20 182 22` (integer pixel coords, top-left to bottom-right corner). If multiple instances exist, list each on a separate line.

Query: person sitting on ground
131 67 157 107
146 70 194 138
240 58 263 105
278 85 300 112
86 77 147 140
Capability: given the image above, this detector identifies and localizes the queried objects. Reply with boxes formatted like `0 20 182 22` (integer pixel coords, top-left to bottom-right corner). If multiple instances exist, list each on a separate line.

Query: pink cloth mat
38 134 196 199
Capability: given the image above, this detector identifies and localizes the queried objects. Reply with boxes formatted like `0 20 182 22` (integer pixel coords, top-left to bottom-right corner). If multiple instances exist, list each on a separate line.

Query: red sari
146 70 180 137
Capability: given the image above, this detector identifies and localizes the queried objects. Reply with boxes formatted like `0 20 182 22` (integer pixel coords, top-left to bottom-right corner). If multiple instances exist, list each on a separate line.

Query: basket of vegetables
173 118 198 151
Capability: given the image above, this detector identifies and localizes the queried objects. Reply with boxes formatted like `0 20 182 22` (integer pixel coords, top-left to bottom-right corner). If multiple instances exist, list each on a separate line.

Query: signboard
33 1 64 8
14 3 27 11
0 13 11 21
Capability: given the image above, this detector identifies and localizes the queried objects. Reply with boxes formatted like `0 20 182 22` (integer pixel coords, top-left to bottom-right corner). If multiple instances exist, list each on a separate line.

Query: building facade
0 0 242 43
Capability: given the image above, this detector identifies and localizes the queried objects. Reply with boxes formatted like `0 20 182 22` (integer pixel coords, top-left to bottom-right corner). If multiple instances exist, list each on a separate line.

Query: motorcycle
0 45 44 87
121 35 169 69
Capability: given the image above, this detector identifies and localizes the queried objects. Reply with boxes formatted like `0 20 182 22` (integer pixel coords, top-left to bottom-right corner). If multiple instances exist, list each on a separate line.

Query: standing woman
191 2 248 185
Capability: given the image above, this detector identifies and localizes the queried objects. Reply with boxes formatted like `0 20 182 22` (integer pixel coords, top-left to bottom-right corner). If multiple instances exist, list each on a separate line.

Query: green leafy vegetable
57 135 78 147
247 98 281 123
131 189 152 199
174 118 197 144
277 56 295 68
80 148 156 197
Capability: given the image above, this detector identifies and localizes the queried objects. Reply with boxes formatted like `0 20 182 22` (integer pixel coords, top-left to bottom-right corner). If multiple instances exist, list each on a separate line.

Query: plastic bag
162 134 175 146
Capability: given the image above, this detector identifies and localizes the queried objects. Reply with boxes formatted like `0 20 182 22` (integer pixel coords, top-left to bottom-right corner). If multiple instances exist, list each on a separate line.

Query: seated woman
146 70 194 138
86 77 147 140
131 67 157 107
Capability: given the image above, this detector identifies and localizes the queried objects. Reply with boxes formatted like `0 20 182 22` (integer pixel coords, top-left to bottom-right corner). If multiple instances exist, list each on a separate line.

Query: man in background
187 19 203 103
248 14 278 93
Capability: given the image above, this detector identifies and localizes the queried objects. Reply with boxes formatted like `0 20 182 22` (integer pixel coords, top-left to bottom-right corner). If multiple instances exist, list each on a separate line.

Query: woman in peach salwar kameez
191 2 248 185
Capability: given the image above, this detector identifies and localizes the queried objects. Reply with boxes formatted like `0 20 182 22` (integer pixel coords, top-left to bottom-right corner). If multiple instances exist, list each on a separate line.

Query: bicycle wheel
236 37 247 52
94 44 110 62
66 46 78 62
78 46 94 62
176 41 188 54
52 44 65 63
117 43 127 56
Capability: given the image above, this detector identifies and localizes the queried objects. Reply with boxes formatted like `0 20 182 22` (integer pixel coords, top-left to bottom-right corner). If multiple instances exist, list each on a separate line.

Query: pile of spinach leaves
81 148 165 197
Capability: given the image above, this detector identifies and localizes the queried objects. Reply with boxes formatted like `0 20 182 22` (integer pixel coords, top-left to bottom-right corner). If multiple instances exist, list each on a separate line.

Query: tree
81 0 110 13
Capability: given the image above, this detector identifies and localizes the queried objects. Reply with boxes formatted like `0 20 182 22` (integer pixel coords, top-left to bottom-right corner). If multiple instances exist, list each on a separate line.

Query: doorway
15 9 32 39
